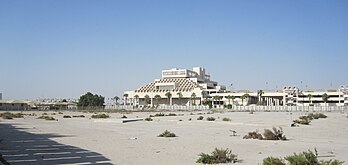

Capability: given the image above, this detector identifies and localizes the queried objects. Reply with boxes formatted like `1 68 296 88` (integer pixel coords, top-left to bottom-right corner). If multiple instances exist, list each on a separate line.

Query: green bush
153 113 165 117
167 113 177 116
197 116 204 120
317 113 327 118
144 117 153 121
207 117 216 121
262 149 344 165
196 148 237 164
0 112 24 119
222 117 231 121
263 157 285 165
72 115 85 118
158 130 176 137
37 116 56 121
91 114 109 119
63 115 72 118
295 113 327 125
293 119 311 125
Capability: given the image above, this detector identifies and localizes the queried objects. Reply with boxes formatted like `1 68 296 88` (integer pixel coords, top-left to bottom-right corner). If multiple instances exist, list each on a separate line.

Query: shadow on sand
0 123 113 165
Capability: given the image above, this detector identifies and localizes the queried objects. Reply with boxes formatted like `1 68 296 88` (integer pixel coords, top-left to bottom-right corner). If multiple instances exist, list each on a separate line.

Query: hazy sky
1 0 347 100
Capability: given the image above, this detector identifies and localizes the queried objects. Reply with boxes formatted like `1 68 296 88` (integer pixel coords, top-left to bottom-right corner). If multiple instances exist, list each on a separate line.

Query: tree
201 91 208 105
307 94 313 105
257 90 264 104
226 95 235 105
123 94 128 105
62 99 67 103
165 92 172 105
134 95 139 106
241 93 250 106
212 95 223 107
177 92 183 105
113 96 120 105
322 93 329 106
154 95 161 106
191 92 196 105
144 95 151 106
77 92 105 108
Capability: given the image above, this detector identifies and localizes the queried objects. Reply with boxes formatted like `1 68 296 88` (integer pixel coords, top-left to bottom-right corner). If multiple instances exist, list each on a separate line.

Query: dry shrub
243 131 263 140
158 130 176 137
196 148 237 164
0 112 24 119
263 127 286 140
91 114 109 119
144 117 153 121
263 157 285 165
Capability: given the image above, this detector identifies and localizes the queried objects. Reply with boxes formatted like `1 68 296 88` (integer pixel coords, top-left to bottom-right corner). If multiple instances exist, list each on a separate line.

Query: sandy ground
1 110 348 165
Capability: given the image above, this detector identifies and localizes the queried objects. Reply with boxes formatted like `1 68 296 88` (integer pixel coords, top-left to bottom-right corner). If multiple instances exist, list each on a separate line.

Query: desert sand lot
1 110 348 165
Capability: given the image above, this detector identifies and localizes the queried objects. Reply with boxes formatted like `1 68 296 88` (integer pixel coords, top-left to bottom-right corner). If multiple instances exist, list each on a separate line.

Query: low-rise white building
124 67 225 107
124 67 347 107
0 100 30 110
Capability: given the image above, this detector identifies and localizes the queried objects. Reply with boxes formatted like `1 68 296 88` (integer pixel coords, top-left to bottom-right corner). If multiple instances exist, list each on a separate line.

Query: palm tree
226 95 235 105
257 90 264 104
191 92 196 105
165 92 172 105
322 93 329 106
307 94 313 105
212 95 222 107
134 95 139 106
154 95 161 106
241 93 250 106
144 95 151 106
177 92 183 105
123 94 128 105
201 91 208 105
113 96 119 105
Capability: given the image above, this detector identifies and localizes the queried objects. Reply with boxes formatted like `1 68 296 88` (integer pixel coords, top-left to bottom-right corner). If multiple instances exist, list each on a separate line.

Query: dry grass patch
0 112 24 119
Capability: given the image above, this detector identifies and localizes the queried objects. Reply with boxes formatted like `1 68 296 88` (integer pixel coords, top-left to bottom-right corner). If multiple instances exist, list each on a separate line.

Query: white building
124 67 347 107
124 67 225 107
210 86 348 107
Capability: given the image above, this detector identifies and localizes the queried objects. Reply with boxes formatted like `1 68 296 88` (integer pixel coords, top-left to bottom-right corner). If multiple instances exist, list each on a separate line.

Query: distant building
124 67 347 107
124 67 225 106
0 93 2 100
0 100 30 110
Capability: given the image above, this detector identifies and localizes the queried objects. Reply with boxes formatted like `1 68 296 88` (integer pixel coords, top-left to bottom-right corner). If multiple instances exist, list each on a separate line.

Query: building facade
124 67 347 107
124 67 225 107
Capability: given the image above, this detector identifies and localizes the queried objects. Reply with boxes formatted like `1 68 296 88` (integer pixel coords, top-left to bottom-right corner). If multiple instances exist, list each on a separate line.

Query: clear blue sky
1 0 347 100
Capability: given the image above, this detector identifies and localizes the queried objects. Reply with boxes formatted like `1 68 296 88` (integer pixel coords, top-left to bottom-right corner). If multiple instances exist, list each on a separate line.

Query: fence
105 104 347 112
104 104 209 111
230 105 348 112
